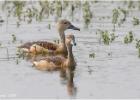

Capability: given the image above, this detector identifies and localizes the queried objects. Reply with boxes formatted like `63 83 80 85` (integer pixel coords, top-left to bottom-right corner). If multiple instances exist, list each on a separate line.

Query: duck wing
18 41 58 50
40 56 66 66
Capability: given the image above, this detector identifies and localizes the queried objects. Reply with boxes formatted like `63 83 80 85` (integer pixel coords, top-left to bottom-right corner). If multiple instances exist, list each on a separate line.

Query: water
0 1 140 99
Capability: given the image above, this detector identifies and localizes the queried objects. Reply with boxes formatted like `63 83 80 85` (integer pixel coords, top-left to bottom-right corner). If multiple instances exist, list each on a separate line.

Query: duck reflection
67 68 77 96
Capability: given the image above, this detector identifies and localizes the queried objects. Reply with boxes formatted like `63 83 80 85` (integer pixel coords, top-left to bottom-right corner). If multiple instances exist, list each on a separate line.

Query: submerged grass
124 31 134 44
135 39 140 58
89 52 95 58
96 30 117 45
132 17 140 26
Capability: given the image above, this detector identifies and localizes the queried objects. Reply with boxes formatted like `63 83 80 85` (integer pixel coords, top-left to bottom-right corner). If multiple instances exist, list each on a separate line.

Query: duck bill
68 24 80 31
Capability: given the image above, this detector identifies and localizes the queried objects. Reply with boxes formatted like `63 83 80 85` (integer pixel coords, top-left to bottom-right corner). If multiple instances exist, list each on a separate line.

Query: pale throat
58 29 66 46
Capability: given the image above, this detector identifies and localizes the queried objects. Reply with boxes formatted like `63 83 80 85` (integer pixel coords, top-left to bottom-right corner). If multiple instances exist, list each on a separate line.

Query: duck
25 34 76 61
18 19 80 55
28 34 77 56
32 34 76 72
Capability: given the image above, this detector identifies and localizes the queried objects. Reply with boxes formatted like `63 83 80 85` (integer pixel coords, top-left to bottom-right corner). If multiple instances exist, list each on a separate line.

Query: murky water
0 1 140 99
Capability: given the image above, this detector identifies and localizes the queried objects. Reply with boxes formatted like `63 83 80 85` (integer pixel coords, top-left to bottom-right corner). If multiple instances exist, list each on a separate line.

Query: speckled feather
18 41 57 50
39 56 66 66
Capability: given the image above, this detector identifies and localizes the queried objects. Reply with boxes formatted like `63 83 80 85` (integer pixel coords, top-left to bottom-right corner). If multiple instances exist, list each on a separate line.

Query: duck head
56 19 80 32
66 34 76 46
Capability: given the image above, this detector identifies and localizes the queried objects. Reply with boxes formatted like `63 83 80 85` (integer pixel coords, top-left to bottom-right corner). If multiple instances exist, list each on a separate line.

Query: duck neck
59 30 66 50
67 44 75 67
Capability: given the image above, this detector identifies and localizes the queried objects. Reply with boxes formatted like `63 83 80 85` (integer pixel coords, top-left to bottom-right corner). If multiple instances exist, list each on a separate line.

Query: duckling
32 35 76 71
18 19 80 55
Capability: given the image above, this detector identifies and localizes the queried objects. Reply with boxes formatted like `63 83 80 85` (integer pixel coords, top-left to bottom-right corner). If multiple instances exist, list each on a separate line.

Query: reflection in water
67 69 77 96
60 66 77 96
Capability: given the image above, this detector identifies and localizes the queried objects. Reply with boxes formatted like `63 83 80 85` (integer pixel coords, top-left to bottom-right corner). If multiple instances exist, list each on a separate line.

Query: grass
124 31 134 44
11 34 17 43
135 39 140 58
89 52 95 58
82 1 92 28
112 8 120 31
132 17 139 26
96 30 117 45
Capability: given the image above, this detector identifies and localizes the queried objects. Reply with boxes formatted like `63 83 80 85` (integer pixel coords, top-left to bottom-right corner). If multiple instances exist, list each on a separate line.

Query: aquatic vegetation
118 8 129 26
124 31 134 44
135 39 140 58
101 31 110 45
11 34 17 43
63 1 69 10
97 30 117 45
135 39 140 49
1 1 93 28
128 1 134 9
0 17 4 23
112 7 129 30
89 52 95 58
55 1 62 18
25 8 35 23
70 4 75 21
16 59 19 64
112 8 120 31
124 35 129 44
13 1 26 21
87 66 93 75
132 17 139 26
48 24 51 29
110 33 116 42
82 1 92 28
16 49 26 59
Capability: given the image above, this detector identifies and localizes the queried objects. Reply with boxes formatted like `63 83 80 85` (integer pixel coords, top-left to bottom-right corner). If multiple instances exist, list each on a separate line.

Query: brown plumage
18 19 80 55
18 41 57 50
32 36 76 71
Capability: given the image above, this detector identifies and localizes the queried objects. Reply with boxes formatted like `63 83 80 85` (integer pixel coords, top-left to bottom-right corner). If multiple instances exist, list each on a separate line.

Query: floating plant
124 31 134 44
101 31 110 45
132 17 139 26
96 30 118 45
55 1 62 18
135 39 140 49
118 8 128 26
110 33 116 42
82 1 92 28
135 39 140 58
71 4 75 21
112 8 120 31
89 52 95 58
128 1 134 9
11 34 17 43
48 24 51 29
63 1 69 10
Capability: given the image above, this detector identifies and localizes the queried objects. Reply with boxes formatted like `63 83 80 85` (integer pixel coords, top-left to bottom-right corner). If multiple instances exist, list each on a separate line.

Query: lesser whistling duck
32 34 76 71
27 34 77 55
18 19 80 55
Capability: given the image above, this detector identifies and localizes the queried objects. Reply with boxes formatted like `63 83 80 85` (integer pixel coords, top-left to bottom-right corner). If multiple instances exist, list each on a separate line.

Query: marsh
0 1 140 99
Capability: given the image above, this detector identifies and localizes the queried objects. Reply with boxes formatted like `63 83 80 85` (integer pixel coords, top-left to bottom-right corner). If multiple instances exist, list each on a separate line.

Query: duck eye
64 22 67 24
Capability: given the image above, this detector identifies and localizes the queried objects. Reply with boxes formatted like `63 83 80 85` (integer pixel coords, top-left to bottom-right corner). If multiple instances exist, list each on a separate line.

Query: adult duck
18 19 80 55
27 34 76 56
32 35 76 72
